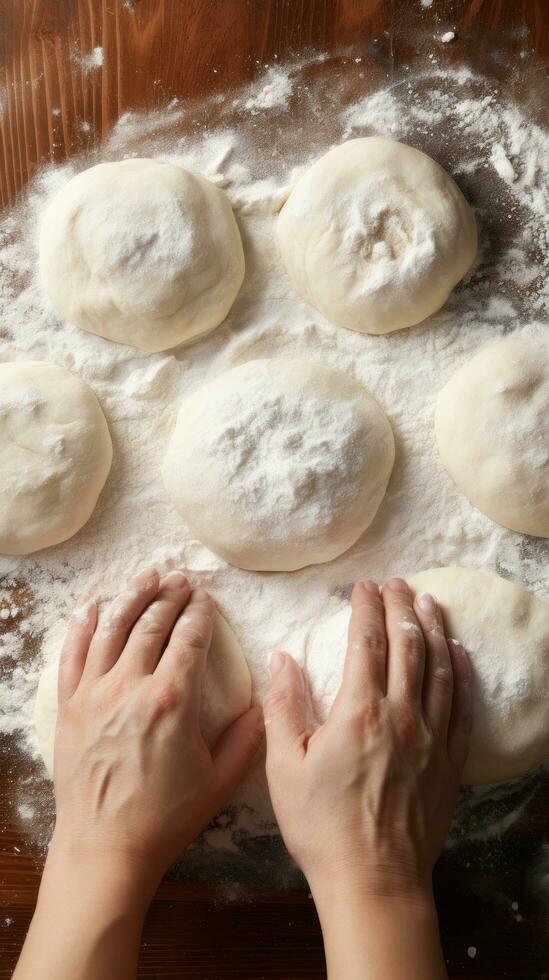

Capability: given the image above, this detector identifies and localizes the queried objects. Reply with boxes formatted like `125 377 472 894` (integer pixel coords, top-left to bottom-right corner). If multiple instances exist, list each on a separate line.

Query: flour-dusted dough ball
277 137 477 335
39 159 245 353
435 335 549 538
0 362 112 555
34 610 251 777
299 567 549 785
162 359 395 572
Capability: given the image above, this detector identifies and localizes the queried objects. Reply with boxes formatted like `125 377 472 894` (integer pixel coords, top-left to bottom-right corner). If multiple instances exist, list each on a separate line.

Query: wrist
309 865 435 918
46 830 162 913
313 882 445 980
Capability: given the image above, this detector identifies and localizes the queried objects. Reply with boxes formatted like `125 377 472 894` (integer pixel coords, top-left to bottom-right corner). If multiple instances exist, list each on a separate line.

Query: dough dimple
435 334 549 538
39 158 245 353
161 358 395 572
277 137 477 335
34 610 251 777
298 567 549 785
0 361 112 555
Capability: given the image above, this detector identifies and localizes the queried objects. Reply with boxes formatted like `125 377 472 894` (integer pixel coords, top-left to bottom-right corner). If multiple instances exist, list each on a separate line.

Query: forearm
13 837 159 980
313 879 447 980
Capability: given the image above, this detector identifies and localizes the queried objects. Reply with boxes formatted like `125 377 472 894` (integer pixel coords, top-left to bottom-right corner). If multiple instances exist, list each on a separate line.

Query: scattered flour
491 142 517 183
440 31 456 44
0 56 547 859
76 46 104 72
242 67 293 112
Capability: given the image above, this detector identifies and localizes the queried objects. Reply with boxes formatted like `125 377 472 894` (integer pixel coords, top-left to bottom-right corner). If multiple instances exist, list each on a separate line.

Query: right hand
264 577 472 903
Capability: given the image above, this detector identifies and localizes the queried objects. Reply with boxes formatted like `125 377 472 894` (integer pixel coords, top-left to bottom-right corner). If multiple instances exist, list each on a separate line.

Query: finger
447 639 473 772
383 578 426 705
82 568 159 679
117 571 192 675
413 592 453 738
212 704 265 801
154 588 214 714
264 651 309 772
57 596 98 702
334 581 387 712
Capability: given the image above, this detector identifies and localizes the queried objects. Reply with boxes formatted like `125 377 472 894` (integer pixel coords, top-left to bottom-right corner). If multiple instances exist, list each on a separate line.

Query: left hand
51 567 263 882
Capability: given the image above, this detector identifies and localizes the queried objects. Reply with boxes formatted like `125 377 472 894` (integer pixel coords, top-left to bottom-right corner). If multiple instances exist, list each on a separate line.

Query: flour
183 374 370 535
491 142 517 183
0 55 547 863
242 67 293 112
76 47 104 72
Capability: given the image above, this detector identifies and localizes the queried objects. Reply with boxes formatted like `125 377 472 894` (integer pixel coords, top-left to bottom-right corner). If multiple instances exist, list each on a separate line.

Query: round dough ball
39 159 245 353
34 610 251 777
162 358 395 571
435 335 549 538
0 361 112 555
277 137 477 335
299 567 549 785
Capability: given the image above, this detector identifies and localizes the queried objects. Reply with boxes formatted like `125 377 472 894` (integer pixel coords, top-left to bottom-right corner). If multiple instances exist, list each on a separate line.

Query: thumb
211 704 265 800
264 651 309 770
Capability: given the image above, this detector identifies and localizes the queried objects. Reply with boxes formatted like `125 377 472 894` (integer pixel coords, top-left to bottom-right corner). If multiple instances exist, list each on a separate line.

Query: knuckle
152 680 181 713
431 663 453 694
396 705 422 747
134 617 165 641
399 634 425 665
346 698 383 735
397 711 433 760
100 608 133 635
427 618 445 638
358 631 386 656
180 624 209 652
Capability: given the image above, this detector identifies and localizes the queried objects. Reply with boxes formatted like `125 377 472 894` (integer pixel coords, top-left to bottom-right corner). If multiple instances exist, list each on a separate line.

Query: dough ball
162 358 395 571
298 567 549 785
0 361 112 555
277 137 477 335
34 610 251 777
39 159 245 353
435 335 549 538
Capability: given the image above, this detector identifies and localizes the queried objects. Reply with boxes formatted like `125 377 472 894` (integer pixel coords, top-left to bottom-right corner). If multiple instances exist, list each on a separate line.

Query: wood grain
1 1 548 978
0 0 548 207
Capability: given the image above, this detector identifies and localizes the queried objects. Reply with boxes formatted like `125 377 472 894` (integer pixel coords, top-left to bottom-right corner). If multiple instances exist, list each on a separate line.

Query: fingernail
163 570 187 590
269 650 286 677
72 597 96 629
416 593 437 613
384 577 410 595
129 567 158 589
74 593 93 608
361 579 380 595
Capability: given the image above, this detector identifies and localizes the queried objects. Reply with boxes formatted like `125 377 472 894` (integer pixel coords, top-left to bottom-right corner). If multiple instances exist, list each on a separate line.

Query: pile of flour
0 53 547 853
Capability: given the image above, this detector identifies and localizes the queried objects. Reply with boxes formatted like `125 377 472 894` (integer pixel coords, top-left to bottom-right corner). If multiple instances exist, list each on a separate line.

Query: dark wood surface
1 1 548 977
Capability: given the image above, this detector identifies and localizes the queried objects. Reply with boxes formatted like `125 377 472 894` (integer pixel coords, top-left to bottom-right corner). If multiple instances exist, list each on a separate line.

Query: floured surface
0 52 547 886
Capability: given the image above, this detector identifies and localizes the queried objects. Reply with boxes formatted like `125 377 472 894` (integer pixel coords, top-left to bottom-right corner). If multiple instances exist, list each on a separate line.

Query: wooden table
1 1 548 977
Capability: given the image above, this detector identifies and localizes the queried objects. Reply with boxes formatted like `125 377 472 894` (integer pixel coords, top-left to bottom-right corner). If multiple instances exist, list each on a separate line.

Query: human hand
264 577 472 906
51 568 263 885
